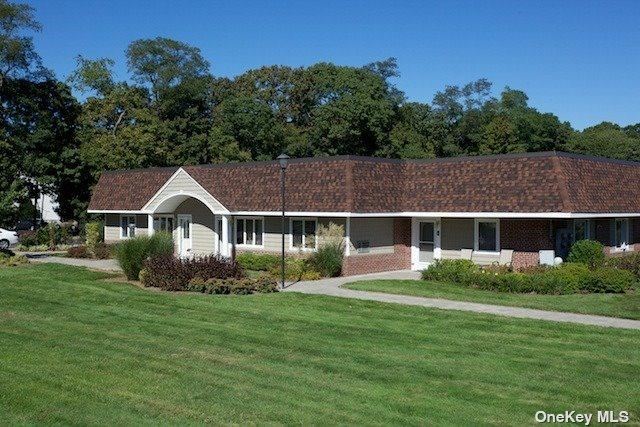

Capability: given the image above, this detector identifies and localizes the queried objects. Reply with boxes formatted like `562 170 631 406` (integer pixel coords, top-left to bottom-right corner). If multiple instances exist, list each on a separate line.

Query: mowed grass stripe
0 264 638 425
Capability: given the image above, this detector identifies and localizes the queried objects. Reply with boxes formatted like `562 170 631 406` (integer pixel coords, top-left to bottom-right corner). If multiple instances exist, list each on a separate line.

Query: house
88 151 640 275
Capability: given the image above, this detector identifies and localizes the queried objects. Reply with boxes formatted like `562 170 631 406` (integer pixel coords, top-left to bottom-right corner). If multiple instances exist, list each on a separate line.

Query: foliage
422 260 632 294
0 249 28 267
67 245 90 258
115 232 174 280
186 276 279 295
267 257 322 281
567 239 605 269
85 220 103 253
18 230 37 247
308 245 343 277
235 252 281 271
141 254 245 291
605 253 640 279
93 242 113 259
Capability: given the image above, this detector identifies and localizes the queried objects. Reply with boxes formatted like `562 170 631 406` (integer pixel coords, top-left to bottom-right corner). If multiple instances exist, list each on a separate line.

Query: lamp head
277 153 290 170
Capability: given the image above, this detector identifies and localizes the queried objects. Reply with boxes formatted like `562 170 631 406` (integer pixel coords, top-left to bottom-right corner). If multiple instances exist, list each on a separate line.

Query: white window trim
153 215 175 233
613 218 630 251
474 218 500 254
289 217 318 251
573 219 591 242
234 216 265 248
120 215 136 239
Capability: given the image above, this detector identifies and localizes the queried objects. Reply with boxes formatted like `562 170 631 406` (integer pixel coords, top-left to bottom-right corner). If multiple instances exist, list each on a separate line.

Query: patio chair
492 249 513 267
460 248 473 260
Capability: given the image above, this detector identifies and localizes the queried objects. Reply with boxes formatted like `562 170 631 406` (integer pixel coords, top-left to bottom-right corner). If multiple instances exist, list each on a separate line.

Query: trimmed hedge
236 252 281 271
605 252 640 279
187 276 278 295
422 259 634 294
141 254 245 291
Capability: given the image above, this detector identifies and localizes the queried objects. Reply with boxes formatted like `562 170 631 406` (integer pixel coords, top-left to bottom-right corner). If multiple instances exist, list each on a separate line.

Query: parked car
0 228 19 249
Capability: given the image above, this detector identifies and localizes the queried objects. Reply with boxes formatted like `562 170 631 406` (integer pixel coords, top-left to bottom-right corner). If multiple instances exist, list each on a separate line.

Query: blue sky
29 0 639 130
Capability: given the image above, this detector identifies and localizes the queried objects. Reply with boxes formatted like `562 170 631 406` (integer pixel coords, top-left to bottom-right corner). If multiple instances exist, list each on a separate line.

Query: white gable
143 168 228 214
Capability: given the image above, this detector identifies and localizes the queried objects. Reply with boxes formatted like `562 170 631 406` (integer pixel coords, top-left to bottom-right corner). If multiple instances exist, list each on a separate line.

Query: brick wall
342 218 411 276
500 220 553 270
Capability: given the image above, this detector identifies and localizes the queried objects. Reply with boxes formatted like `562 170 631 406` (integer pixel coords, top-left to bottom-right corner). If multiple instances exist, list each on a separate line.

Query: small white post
148 214 154 236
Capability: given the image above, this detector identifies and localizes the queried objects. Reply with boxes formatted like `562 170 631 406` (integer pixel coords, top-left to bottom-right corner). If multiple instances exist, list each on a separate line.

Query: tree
377 102 434 159
0 0 45 92
66 56 115 96
126 37 210 102
566 122 640 161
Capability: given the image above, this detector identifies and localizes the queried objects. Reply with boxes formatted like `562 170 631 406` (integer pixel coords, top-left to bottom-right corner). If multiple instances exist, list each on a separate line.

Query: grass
0 264 638 425
343 279 640 320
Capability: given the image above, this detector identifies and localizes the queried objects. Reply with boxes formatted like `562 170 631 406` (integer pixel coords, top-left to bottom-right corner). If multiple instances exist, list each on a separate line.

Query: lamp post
277 153 290 289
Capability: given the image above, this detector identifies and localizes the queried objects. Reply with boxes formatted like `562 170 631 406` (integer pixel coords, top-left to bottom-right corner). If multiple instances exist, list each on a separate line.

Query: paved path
23 252 122 271
285 270 640 330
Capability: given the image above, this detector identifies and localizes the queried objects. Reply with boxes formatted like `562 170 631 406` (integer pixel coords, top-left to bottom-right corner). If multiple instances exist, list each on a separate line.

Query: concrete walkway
23 252 122 271
285 270 640 330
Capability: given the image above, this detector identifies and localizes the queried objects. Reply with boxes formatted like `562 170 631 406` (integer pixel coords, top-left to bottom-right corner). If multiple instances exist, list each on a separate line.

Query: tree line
0 0 638 225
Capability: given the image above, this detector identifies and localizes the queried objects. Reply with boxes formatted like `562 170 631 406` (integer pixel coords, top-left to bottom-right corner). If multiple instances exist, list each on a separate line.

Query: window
235 218 263 246
615 218 629 249
475 219 499 252
120 215 136 239
153 215 174 233
573 219 590 241
291 219 317 250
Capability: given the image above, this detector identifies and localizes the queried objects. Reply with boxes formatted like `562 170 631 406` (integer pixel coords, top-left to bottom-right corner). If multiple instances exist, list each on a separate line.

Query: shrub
582 268 635 293
542 263 592 293
567 239 605 269
0 253 29 267
186 276 278 295
236 252 281 271
0 248 16 258
67 245 90 258
85 221 103 253
18 231 37 248
143 254 245 291
308 244 343 277
268 257 322 281
115 233 174 280
93 243 113 259
421 259 478 284
605 253 640 279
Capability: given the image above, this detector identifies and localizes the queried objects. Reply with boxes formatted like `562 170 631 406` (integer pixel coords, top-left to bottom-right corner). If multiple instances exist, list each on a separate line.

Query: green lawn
1 264 638 425
343 279 640 320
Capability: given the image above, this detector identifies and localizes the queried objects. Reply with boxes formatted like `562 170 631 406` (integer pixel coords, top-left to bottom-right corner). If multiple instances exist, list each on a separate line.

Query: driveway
23 252 121 272
285 270 640 330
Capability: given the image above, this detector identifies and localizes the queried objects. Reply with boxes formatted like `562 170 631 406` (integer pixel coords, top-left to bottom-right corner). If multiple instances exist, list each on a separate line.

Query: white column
344 216 351 256
148 214 154 236
221 215 230 257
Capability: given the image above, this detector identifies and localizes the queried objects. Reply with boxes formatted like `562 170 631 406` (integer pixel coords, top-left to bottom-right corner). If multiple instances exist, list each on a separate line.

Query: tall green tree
126 37 210 102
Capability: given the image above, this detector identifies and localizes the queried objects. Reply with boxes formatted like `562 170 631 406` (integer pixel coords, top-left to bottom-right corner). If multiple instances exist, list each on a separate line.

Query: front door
177 214 192 257
419 221 435 264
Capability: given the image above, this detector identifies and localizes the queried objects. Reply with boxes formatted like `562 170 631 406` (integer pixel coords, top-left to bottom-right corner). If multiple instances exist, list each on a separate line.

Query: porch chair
492 249 513 267
460 248 473 260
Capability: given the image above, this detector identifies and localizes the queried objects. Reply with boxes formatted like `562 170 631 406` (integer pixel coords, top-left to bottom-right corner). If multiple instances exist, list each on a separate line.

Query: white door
177 214 192 257
411 218 441 270
419 221 435 264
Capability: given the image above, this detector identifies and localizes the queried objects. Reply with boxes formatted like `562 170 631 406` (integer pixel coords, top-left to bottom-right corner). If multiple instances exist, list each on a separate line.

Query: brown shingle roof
88 167 178 211
88 152 640 214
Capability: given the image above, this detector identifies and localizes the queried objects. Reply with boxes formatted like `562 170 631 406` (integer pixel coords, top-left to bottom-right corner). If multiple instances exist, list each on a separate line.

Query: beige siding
174 198 215 255
104 214 148 243
441 218 474 250
241 216 347 254
349 217 394 255
471 252 500 265
145 169 226 213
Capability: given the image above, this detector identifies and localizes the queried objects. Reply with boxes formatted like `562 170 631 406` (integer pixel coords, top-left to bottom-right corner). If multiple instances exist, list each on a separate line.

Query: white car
0 228 19 249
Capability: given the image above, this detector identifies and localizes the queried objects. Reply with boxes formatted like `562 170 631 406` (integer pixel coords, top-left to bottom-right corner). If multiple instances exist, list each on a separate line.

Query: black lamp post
277 153 290 289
